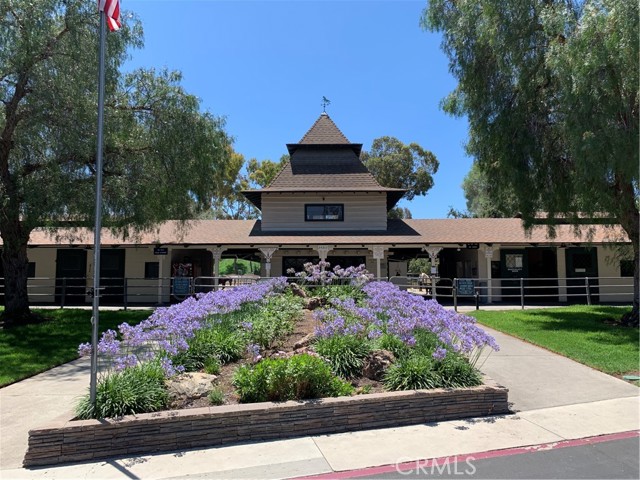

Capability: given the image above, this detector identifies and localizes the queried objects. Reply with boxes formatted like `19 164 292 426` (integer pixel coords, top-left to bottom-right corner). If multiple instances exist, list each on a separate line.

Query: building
5 113 633 306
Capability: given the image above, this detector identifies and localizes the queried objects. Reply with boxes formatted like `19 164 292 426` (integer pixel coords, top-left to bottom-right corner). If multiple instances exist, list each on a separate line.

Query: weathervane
321 96 331 113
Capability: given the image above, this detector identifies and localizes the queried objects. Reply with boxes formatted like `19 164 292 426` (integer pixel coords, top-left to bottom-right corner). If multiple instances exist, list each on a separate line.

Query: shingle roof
243 113 405 210
20 219 628 247
299 112 350 144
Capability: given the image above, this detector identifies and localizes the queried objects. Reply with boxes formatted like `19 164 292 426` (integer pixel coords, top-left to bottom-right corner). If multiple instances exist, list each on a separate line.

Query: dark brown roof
21 219 628 247
244 113 405 210
299 112 350 144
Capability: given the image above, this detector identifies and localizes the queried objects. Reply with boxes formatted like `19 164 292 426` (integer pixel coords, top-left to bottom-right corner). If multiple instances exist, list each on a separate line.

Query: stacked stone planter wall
24 378 509 467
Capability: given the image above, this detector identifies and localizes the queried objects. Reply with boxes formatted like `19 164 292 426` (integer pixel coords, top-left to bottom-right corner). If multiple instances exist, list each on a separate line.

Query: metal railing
383 275 633 311
0 275 633 310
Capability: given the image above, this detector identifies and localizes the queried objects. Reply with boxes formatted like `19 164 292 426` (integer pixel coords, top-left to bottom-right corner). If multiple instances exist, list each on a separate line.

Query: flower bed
25 264 508 466
72 263 500 417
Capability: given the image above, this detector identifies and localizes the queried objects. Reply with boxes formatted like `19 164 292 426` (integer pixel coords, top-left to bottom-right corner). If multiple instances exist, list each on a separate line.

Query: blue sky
124 0 472 219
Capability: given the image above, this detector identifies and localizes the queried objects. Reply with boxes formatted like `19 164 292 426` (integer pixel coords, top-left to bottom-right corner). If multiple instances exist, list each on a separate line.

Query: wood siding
261 193 387 231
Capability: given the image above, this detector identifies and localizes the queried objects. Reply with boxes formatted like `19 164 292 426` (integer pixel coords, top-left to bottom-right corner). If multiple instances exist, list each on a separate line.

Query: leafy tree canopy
361 136 439 201
423 0 639 325
0 0 234 324
388 207 413 220
206 155 287 219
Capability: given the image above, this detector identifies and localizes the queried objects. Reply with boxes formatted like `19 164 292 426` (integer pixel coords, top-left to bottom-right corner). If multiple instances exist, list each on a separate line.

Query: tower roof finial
321 96 331 114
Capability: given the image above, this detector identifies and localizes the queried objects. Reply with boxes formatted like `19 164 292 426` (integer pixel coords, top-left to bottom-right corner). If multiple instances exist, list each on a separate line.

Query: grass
0 309 151 387
469 306 639 376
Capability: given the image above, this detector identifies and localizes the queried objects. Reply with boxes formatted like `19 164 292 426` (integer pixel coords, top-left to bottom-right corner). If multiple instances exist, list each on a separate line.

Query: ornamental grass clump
314 334 372 379
75 361 168 420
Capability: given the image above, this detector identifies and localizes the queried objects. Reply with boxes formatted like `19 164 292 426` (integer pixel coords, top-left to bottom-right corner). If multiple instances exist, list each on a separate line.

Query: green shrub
384 351 483 391
315 335 371 379
75 362 168 419
204 356 221 375
247 294 303 348
232 353 354 403
383 355 442 391
375 333 410 359
436 353 483 388
412 328 440 356
208 387 225 405
172 324 245 370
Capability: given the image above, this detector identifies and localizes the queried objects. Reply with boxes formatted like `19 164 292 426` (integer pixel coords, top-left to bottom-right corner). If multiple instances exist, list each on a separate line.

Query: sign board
154 247 168 255
465 243 480 250
172 277 191 296
457 278 475 296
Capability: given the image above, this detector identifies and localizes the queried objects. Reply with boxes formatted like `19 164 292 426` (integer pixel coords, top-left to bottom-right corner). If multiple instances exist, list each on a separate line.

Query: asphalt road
363 436 639 479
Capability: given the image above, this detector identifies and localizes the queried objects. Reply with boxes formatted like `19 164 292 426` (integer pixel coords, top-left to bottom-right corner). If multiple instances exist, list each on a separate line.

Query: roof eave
286 143 363 156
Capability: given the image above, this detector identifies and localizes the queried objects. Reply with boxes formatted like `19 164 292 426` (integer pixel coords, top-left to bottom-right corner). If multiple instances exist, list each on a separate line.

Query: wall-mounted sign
466 243 480 249
457 278 475 296
154 247 168 255
172 277 191 296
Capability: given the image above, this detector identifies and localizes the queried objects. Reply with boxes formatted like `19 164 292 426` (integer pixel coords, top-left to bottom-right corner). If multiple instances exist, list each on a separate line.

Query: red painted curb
297 430 639 480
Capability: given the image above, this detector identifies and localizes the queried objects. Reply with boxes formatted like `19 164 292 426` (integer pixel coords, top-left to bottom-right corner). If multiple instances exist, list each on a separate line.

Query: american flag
98 0 121 32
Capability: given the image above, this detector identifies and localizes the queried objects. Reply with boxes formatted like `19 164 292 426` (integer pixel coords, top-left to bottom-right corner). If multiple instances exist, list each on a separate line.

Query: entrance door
500 249 527 302
55 249 87 305
565 247 599 304
100 249 126 305
525 248 558 302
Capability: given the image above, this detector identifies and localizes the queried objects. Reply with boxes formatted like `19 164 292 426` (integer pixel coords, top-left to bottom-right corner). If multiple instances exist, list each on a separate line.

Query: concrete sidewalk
1 323 638 479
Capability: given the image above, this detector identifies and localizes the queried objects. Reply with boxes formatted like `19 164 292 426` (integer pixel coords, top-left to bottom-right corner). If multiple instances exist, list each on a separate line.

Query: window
27 262 36 278
505 253 524 272
305 204 344 221
620 260 634 277
145 262 160 279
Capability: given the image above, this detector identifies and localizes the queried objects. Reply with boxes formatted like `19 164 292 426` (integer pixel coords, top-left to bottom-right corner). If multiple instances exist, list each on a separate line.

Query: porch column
369 245 386 280
208 246 225 289
259 247 277 278
157 251 165 305
484 246 494 304
423 246 442 300
314 245 333 270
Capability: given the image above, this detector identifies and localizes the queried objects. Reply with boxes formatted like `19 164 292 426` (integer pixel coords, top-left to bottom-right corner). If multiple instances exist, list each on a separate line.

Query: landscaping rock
165 373 217 407
305 296 327 310
288 283 308 298
294 332 316 350
362 350 395 381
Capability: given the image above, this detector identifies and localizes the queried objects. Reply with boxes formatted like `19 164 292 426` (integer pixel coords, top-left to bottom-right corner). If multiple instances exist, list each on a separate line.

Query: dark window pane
305 204 344 221
145 262 160 279
620 260 634 277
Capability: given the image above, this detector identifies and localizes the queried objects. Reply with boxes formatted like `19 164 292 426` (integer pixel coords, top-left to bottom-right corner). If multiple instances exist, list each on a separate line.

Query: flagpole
90 9 107 408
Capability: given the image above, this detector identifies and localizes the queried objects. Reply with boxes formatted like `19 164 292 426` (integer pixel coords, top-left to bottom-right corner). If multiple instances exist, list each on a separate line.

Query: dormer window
305 204 344 221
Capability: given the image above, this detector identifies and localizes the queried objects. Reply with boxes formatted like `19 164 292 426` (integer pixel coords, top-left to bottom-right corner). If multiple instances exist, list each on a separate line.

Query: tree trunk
620 240 639 328
614 178 639 327
0 221 32 327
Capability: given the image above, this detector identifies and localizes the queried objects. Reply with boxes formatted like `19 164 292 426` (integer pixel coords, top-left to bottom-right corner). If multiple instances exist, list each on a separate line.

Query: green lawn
469 306 639 376
0 309 151 387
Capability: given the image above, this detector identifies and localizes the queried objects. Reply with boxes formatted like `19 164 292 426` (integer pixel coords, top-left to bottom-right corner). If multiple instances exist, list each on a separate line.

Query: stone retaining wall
24 378 508 467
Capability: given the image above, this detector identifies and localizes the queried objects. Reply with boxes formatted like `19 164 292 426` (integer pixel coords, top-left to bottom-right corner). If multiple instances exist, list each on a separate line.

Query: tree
247 155 287 188
207 155 287 219
423 0 639 325
0 1 234 325
388 207 413 219
207 151 259 220
458 163 518 218
361 137 439 201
